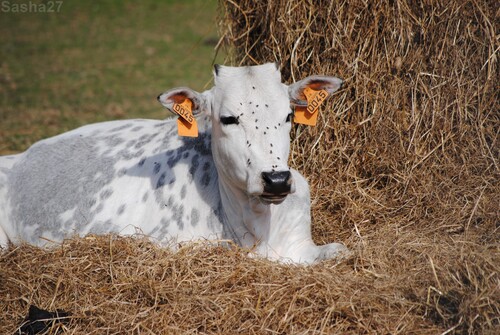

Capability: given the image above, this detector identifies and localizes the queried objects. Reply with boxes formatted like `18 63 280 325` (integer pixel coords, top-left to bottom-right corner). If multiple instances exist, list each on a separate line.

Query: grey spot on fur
89 219 120 235
191 208 200 227
94 203 104 214
117 204 126 215
142 192 149 203
158 131 211 159
131 126 143 132
118 148 144 160
173 204 184 230
160 217 169 228
202 172 210 187
150 216 173 241
156 173 166 189
103 135 125 147
166 151 181 168
100 188 113 200
189 154 200 176
110 124 133 132
154 122 168 128
209 200 226 234
117 168 127 177
180 184 187 199
168 177 176 187
153 162 161 174
135 133 159 150
88 198 97 208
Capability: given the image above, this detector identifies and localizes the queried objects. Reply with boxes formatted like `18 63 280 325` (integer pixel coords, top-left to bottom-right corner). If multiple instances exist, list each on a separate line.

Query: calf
0 63 346 264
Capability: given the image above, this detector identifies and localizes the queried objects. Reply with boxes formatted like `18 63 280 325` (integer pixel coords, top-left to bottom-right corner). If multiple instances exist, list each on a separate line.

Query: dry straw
1 0 499 334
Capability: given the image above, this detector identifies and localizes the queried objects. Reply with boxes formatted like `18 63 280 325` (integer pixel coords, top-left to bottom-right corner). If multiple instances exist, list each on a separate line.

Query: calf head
158 63 343 204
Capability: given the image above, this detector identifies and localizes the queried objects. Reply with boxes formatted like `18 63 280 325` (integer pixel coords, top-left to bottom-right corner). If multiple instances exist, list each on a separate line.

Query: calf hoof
318 243 350 261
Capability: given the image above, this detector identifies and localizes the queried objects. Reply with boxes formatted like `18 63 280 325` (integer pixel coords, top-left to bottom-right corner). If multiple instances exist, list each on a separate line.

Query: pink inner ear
306 82 328 91
169 94 191 104
295 81 329 101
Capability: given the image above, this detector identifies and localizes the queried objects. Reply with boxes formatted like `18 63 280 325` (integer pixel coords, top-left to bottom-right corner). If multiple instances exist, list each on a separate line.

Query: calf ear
157 87 211 117
288 76 343 106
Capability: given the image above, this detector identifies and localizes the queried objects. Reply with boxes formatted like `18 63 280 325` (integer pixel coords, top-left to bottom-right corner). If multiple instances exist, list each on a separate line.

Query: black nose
262 171 292 195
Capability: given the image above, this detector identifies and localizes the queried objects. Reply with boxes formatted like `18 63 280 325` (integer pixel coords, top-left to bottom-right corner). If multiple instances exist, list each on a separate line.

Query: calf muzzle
260 170 292 204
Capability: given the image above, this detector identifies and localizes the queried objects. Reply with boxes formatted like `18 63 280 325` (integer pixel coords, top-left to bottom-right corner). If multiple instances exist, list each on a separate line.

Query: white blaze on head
210 63 294 201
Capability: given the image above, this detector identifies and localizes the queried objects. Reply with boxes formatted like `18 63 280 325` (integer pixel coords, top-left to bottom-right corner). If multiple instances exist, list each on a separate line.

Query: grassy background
0 0 223 154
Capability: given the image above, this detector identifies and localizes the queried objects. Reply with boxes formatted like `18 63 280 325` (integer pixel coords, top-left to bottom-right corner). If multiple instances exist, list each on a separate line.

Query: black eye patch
220 116 240 125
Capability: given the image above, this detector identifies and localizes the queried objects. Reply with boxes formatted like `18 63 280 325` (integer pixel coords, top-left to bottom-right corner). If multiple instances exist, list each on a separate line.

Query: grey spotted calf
0 63 347 264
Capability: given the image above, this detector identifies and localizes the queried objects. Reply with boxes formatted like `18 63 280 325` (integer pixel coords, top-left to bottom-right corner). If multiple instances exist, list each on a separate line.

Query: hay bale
1 0 498 334
217 0 499 333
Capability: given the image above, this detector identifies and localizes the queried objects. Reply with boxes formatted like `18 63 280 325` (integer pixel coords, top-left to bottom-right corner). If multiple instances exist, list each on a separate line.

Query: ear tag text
293 87 329 126
172 99 198 137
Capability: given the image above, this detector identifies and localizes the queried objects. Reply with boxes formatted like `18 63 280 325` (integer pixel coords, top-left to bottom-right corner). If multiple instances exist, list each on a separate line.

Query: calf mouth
259 193 289 205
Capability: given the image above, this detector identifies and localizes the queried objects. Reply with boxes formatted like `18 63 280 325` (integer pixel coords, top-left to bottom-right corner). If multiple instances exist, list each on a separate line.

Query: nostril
262 172 273 185
157 94 162 101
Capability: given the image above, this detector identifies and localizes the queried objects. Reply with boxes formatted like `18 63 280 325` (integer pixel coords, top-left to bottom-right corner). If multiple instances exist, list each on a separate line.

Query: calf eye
286 112 294 123
220 116 239 125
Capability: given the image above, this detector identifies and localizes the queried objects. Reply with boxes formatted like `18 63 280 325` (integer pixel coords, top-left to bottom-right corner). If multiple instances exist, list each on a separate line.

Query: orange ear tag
293 87 329 126
172 99 198 137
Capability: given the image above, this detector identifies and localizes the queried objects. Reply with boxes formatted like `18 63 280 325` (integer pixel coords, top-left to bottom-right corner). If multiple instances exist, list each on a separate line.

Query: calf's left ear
157 87 211 117
288 76 343 106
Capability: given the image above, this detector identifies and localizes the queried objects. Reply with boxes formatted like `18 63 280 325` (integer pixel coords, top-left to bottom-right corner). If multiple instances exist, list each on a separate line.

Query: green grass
0 0 224 154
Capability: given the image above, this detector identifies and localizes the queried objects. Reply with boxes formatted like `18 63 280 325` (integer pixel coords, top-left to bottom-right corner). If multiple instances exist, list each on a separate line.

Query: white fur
0 63 346 264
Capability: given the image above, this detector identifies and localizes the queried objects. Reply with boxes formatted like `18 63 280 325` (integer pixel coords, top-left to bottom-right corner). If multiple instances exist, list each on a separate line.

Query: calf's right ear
157 87 211 117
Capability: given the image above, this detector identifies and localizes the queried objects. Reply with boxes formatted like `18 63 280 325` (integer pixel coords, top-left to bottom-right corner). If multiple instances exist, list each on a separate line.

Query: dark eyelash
220 116 239 125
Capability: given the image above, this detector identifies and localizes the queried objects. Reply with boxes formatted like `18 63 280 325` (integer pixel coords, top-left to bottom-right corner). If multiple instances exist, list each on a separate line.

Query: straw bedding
1 0 498 333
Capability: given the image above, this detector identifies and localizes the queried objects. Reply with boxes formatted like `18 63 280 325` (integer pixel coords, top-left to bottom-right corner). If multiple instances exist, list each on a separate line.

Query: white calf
0 63 346 264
